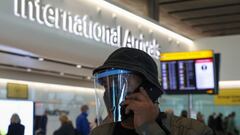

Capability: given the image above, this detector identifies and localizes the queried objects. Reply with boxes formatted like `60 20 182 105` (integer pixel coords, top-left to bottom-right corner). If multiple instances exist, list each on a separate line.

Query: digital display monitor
0 100 34 135
160 50 219 94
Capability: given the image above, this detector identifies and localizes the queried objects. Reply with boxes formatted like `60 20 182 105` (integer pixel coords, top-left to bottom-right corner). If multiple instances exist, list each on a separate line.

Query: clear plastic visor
93 69 142 125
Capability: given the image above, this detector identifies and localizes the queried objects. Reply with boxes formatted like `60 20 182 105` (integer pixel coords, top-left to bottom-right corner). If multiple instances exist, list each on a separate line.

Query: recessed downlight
76 65 82 68
38 57 44 61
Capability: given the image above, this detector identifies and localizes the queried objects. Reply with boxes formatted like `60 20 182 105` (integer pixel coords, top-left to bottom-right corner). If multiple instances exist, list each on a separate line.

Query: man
54 114 75 135
181 110 188 118
227 112 238 135
196 112 205 124
91 48 213 135
76 105 90 135
40 111 48 135
208 112 216 131
215 113 224 135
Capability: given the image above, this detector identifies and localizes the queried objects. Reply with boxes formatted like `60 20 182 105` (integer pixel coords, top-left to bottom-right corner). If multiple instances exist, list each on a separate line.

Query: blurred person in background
227 112 238 135
40 111 48 135
197 112 205 124
90 48 213 135
223 115 230 134
181 110 188 118
215 113 224 135
7 113 25 135
164 108 174 116
35 129 45 135
76 105 90 135
208 112 216 132
53 113 75 135
34 110 48 135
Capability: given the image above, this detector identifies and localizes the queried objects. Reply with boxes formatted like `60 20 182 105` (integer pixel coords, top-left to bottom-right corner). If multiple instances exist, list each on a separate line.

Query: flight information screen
160 50 216 94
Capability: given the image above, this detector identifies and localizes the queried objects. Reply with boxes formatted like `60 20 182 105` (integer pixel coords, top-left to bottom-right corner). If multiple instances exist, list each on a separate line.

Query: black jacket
53 123 75 135
7 123 25 135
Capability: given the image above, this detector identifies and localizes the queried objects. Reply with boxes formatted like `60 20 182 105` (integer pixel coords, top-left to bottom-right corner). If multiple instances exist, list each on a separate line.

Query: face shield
94 69 142 125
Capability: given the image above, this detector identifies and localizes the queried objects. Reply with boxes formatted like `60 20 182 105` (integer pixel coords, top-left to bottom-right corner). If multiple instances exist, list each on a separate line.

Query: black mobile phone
120 81 155 121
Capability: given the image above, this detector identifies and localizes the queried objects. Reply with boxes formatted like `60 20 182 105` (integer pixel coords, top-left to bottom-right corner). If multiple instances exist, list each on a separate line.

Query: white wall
0 68 93 88
193 35 240 81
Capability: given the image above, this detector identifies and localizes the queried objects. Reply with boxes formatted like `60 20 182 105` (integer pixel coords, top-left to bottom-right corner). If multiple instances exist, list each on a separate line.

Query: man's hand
123 87 159 128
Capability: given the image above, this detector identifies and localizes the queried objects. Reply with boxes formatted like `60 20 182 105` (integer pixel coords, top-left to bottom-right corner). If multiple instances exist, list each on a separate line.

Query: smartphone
120 81 160 121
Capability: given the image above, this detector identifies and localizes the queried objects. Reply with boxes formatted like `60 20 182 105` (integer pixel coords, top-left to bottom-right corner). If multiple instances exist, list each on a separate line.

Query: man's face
99 73 143 123
94 69 146 123
102 73 142 94
102 74 142 110
101 74 141 93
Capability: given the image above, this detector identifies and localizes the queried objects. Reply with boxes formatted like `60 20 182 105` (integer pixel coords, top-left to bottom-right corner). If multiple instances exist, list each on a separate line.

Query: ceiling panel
172 5 240 19
213 31 240 36
182 13 240 25
159 0 240 12
196 22 240 31
158 0 240 38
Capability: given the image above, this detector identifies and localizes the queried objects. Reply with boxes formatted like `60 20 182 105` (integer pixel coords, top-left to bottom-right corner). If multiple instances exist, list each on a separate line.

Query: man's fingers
124 100 139 113
127 87 152 102
123 99 138 106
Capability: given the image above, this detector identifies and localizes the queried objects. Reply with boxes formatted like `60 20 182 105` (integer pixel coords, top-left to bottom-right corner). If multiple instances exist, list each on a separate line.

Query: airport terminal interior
0 0 240 135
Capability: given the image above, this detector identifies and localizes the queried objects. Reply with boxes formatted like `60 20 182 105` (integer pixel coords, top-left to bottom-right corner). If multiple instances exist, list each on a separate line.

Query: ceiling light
112 13 116 19
97 7 101 13
76 65 82 68
168 37 172 41
138 24 141 29
38 57 44 61
176 40 180 45
149 29 153 34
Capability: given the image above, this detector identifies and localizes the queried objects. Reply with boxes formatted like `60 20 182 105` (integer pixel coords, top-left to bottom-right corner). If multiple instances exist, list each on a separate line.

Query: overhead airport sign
160 50 214 61
214 89 240 105
14 0 160 59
